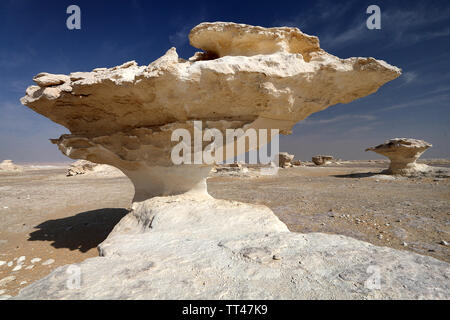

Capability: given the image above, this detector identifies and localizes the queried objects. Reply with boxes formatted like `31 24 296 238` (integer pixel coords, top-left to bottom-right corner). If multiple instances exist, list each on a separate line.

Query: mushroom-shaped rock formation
21 22 400 202
16 22 450 301
365 138 432 175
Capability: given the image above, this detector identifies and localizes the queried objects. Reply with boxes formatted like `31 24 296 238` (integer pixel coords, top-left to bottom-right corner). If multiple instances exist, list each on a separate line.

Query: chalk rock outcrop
17 22 437 300
16 195 450 299
0 160 23 172
66 160 124 177
365 138 432 175
21 22 400 202
312 155 334 165
277 152 294 168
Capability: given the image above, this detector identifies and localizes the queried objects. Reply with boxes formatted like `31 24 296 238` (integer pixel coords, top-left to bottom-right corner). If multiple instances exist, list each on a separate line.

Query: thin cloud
275 1 450 50
302 114 377 125
380 94 449 111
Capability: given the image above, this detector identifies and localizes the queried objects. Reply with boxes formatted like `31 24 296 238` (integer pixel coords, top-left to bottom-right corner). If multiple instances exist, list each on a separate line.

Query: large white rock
15 195 449 299
21 22 401 202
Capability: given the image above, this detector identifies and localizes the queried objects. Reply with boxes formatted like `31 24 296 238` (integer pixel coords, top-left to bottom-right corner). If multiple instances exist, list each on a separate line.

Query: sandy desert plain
0 158 449 297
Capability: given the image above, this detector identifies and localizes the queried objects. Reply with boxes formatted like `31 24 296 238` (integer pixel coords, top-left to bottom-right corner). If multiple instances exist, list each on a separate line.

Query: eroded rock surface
365 138 433 176
21 22 401 202
15 195 450 300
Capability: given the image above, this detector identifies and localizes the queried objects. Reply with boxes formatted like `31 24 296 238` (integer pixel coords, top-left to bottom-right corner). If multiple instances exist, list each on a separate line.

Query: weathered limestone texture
17 22 446 301
365 138 432 175
21 22 401 202
15 195 450 299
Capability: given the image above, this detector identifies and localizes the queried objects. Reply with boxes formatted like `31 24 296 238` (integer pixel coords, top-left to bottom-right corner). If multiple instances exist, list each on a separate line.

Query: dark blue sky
1 0 449 162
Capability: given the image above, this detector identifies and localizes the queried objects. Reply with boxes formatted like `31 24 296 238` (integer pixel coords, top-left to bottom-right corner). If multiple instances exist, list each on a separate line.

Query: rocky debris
16 195 450 299
30 258 41 264
365 138 432 176
291 160 302 166
0 160 23 172
212 162 251 177
41 259 55 266
277 152 295 168
312 155 334 166
0 276 16 287
21 22 400 202
66 160 123 177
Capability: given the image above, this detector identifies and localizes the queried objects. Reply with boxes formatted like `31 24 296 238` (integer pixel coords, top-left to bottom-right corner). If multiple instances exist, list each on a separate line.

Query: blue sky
0 0 449 162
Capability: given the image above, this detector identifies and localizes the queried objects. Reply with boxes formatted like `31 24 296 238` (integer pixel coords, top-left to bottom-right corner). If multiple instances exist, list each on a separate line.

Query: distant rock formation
66 160 123 177
16 194 449 299
312 155 334 165
0 160 23 172
365 138 432 175
277 152 295 168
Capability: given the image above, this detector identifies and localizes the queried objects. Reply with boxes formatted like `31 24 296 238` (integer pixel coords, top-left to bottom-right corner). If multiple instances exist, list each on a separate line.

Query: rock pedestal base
15 195 449 300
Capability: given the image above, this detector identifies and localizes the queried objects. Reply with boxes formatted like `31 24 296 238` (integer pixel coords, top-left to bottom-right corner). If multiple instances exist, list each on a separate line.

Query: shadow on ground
333 171 383 178
28 208 129 252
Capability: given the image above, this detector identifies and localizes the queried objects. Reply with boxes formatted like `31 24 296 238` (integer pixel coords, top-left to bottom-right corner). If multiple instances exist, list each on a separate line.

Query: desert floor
0 161 449 297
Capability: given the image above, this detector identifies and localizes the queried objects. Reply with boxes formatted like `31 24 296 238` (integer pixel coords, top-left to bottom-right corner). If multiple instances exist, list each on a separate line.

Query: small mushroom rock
365 138 432 175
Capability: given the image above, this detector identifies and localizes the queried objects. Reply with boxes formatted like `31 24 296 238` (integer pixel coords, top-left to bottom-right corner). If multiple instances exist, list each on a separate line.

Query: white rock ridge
365 138 432 175
21 22 401 202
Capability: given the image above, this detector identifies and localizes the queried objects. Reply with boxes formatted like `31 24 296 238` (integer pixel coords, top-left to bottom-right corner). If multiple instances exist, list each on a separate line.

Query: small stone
12 265 22 271
17 256 26 264
0 261 6 267
19 281 27 286
7 261 13 267
272 254 281 260
439 240 448 246
25 265 34 270
0 276 16 286
30 258 41 264
42 259 55 266
402 242 408 247
377 234 383 239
